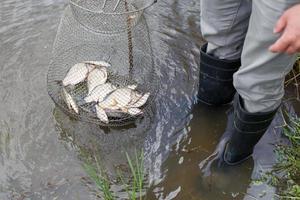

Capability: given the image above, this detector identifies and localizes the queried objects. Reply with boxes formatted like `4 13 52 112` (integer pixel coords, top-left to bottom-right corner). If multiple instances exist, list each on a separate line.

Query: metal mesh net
70 0 156 34
47 0 158 126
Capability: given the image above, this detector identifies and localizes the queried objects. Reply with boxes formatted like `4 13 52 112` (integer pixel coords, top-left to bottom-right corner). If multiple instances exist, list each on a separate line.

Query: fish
96 87 149 118
129 92 150 108
84 83 116 103
98 87 149 111
62 88 79 113
108 88 133 107
62 63 89 86
89 82 151 122
128 91 142 105
97 88 133 111
87 67 108 94
62 61 111 87
98 94 119 110
127 108 143 116
95 104 109 123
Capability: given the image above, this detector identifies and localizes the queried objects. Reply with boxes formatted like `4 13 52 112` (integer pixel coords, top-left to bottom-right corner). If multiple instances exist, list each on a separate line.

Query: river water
1 0 299 199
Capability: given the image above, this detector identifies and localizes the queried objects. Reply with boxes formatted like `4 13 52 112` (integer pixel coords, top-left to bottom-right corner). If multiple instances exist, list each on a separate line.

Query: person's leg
234 0 299 113
199 0 251 105
201 0 252 60
223 0 299 165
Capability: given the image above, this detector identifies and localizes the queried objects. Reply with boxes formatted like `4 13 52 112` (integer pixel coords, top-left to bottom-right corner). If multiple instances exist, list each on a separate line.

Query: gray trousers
200 0 299 112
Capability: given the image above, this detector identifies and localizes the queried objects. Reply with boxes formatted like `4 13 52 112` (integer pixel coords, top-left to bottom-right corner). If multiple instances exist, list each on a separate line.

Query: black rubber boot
223 95 278 165
198 43 241 105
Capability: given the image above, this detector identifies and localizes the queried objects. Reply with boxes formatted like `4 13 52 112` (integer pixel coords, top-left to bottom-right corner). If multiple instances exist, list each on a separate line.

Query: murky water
1 0 299 199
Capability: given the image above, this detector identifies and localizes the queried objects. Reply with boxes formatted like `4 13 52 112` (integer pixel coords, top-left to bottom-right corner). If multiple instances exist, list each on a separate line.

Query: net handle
69 0 157 15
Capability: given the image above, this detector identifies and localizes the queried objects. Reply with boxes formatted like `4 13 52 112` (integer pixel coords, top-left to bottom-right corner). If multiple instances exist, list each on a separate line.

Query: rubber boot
223 95 278 165
198 43 241 105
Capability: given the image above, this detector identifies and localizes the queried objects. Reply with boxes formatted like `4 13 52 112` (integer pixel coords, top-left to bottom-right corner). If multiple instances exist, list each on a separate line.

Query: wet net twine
47 0 158 126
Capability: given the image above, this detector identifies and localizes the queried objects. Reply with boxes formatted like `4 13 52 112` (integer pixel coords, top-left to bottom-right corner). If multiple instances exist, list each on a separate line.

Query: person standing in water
199 0 300 165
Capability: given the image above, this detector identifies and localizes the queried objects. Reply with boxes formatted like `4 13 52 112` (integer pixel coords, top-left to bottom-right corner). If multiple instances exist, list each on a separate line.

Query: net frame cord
124 0 134 78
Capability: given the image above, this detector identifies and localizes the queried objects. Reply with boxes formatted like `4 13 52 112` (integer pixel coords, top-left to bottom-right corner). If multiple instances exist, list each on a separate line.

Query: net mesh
47 0 158 126
70 0 156 34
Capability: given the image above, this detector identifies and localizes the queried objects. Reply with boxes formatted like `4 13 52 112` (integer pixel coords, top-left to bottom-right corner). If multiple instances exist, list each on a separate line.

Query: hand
269 4 300 55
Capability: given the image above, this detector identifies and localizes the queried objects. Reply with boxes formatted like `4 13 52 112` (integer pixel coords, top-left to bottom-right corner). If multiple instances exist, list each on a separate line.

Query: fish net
70 0 156 34
47 0 158 126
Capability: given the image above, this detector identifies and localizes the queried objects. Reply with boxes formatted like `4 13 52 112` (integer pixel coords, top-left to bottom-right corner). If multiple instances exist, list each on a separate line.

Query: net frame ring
69 0 157 34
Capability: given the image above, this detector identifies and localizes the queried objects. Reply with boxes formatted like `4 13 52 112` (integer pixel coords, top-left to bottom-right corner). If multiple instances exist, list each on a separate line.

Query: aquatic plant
285 55 300 101
82 150 145 200
258 116 300 199
83 158 115 200
118 150 145 200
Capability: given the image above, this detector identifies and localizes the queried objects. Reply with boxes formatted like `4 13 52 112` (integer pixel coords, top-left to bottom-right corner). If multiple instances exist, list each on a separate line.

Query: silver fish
129 92 150 108
84 83 116 103
98 96 119 110
86 63 96 72
62 88 79 113
108 88 133 107
98 88 149 112
128 91 142 105
62 63 89 86
87 67 108 94
127 108 143 116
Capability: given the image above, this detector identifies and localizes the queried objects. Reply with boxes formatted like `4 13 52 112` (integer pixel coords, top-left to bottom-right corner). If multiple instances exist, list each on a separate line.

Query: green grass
285 56 300 101
121 150 145 200
251 57 300 199
259 116 300 199
82 157 114 200
81 150 145 200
